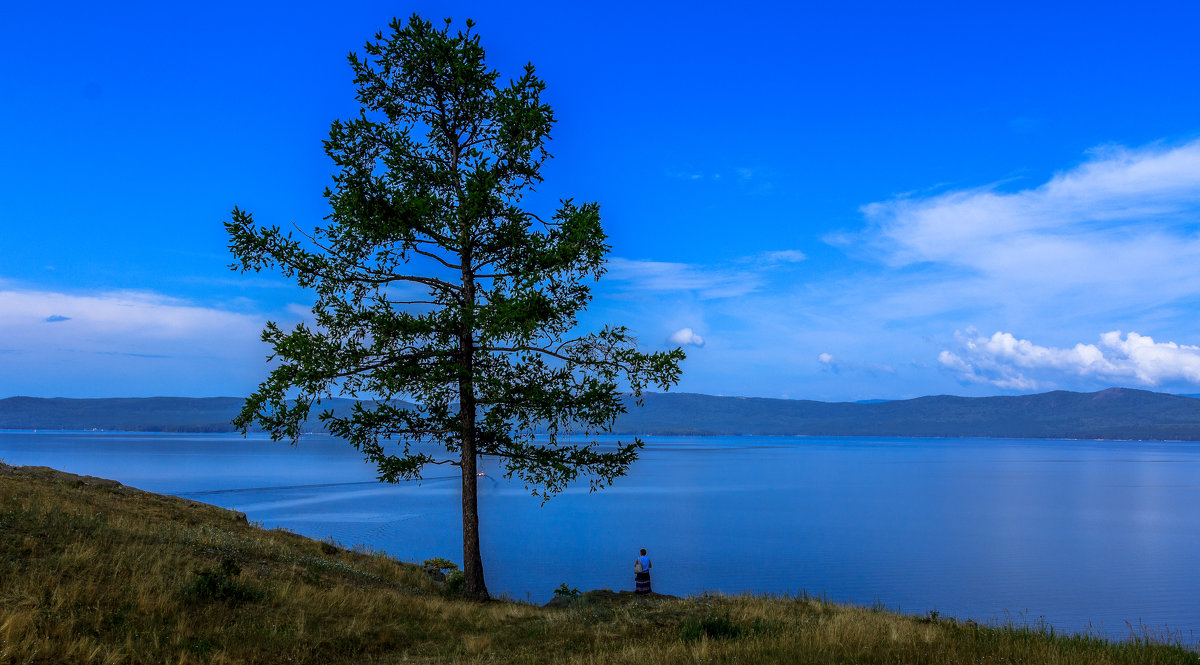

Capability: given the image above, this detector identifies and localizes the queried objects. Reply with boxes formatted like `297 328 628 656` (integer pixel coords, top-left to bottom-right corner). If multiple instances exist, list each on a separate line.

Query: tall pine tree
226 15 684 600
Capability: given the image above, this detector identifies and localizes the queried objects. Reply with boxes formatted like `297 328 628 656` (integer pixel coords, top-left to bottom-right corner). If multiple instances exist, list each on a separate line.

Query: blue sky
4 1 1200 400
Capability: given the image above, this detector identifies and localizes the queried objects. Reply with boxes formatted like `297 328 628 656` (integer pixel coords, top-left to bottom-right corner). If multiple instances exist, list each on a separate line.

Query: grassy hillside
0 463 1195 663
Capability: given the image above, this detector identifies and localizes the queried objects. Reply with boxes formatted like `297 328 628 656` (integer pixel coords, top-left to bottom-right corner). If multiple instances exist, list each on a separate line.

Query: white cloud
817 352 839 374
1097 331 1200 385
668 327 705 347
938 328 1200 390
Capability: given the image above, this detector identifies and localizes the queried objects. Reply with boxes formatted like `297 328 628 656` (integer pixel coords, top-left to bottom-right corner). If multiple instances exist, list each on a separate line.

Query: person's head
640 548 646 555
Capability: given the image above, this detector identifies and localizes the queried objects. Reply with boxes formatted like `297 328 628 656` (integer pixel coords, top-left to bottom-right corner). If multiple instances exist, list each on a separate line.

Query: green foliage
444 570 466 597
553 583 581 599
180 558 264 606
423 557 460 571
225 13 684 599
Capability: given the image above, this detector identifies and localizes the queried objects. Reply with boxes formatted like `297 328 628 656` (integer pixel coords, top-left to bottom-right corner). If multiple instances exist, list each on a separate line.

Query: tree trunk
459 423 488 600
458 242 489 601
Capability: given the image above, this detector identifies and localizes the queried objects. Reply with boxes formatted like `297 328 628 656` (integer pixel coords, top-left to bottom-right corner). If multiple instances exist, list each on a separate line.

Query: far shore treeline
5 388 1200 440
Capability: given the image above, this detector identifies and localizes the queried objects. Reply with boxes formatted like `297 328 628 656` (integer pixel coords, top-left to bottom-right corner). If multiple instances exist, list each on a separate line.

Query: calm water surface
3 431 1198 642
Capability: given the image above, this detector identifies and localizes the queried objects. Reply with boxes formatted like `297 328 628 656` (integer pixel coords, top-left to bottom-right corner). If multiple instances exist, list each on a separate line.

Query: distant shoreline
5 388 1200 440
2 427 1197 444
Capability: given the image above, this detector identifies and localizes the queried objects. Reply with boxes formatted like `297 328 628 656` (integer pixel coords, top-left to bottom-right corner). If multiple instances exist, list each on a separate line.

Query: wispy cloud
97 351 172 359
939 328 1200 390
0 288 273 396
605 250 807 301
757 249 807 265
611 139 1200 399
847 140 1200 325
286 303 314 319
666 167 758 182
816 351 895 377
665 166 774 193
605 257 762 299
0 289 263 348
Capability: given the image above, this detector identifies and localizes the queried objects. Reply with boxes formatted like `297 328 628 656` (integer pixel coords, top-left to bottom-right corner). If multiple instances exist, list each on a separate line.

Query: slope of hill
3 388 1200 440
2 461 1192 663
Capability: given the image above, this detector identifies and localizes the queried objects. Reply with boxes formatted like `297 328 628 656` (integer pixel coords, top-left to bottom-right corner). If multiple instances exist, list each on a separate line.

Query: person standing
634 548 652 595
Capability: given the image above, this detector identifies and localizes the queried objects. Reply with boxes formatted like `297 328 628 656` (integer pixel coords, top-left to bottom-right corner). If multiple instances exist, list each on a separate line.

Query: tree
225 15 684 601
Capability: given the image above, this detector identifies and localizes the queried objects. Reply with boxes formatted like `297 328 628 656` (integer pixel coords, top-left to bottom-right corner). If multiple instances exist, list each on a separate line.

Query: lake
2 430 1198 643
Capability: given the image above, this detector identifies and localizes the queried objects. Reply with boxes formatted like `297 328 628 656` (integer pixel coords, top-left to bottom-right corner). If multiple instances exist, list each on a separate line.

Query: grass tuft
180 558 265 606
679 612 743 641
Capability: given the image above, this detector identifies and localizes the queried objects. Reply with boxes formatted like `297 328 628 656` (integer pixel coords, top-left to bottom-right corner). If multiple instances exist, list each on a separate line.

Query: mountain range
4 387 1200 440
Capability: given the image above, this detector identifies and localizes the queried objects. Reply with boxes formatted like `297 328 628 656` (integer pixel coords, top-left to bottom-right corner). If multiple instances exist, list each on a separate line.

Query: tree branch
481 345 624 368
411 246 463 271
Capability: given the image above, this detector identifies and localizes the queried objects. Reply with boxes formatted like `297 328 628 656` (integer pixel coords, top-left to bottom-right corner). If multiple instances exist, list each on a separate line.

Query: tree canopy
225 14 684 600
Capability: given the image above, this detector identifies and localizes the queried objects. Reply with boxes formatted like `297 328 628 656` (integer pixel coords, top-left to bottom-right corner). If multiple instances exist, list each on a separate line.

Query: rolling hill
612 388 1200 439
3 388 1200 440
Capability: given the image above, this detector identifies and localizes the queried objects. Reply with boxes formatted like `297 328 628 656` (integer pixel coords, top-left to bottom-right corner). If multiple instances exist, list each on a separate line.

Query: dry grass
0 462 1195 664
